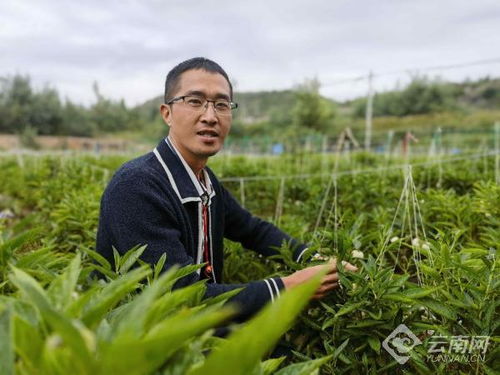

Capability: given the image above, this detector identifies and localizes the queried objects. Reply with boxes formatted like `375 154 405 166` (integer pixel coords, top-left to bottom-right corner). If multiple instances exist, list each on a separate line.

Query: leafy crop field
0 151 498 374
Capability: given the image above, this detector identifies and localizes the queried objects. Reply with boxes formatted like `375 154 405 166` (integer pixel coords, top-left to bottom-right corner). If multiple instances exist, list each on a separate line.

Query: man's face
160 69 232 169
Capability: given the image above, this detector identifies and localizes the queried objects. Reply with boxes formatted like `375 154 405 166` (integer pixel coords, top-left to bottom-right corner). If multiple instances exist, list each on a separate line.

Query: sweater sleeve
96 167 284 320
220 184 307 261
204 276 285 321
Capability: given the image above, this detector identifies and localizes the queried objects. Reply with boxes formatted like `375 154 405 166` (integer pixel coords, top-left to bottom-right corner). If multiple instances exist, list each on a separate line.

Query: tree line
1 73 498 140
0 75 141 137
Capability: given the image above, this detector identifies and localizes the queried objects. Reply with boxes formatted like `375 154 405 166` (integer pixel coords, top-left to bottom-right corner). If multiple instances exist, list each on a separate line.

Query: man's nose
200 102 218 123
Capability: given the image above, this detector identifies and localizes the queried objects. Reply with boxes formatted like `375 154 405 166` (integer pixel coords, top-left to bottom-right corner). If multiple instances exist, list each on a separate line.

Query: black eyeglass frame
166 95 238 114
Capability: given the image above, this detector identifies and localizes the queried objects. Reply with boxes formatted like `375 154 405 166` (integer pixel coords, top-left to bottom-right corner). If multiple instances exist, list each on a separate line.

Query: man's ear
160 104 172 126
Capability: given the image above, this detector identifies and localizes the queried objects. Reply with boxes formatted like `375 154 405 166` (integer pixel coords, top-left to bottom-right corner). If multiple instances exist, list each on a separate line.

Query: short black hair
164 57 233 103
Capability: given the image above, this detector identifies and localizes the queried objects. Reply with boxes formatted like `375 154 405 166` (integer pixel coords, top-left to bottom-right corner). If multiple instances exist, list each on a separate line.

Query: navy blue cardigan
96 138 307 318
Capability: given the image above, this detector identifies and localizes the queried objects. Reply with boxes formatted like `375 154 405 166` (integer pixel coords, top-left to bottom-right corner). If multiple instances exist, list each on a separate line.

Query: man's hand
282 259 358 300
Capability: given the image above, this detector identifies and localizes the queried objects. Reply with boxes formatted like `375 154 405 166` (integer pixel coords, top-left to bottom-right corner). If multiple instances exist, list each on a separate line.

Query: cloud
0 0 499 105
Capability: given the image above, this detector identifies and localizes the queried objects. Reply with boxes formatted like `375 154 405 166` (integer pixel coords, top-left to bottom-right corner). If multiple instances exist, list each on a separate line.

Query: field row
0 152 498 374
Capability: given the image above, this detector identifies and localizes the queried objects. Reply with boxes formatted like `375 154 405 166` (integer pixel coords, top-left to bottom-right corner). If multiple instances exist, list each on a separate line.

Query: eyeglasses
166 95 238 116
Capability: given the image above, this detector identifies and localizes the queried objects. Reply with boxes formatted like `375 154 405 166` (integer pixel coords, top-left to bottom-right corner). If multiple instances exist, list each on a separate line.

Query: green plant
0 250 328 375
0 150 498 374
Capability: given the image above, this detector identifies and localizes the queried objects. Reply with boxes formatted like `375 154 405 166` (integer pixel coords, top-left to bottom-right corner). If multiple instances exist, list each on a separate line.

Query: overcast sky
1 0 499 106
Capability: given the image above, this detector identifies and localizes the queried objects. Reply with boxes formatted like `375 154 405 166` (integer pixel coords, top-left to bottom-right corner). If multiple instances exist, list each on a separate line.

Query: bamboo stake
495 122 499 184
274 177 285 226
239 178 246 208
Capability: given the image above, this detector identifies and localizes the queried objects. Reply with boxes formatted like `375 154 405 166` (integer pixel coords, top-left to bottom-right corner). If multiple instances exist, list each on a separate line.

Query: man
96 57 357 320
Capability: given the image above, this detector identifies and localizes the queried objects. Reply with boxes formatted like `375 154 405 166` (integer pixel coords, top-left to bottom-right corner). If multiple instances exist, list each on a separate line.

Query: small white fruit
351 250 364 259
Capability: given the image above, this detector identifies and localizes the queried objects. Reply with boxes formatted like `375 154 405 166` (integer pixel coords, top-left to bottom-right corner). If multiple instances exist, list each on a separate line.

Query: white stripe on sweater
263 279 275 303
295 247 308 262
269 278 281 298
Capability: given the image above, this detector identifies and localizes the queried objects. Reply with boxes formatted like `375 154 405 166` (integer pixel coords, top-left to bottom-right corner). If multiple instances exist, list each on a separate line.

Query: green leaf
161 263 205 292
143 282 207 331
202 287 243 307
0 228 41 266
419 264 440 278
112 247 120 273
1 297 38 326
111 264 193 338
80 248 111 269
367 336 380 354
366 309 383 320
391 274 410 287
100 306 233 375
420 299 457 320
346 320 385 328
89 264 116 280
0 304 14 375
118 245 147 274
332 338 349 359
460 248 489 257
319 301 336 314
189 272 323 375
14 246 63 271
274 355 331 375
401 287 439 299
47 254 81 311
260 357 286 375
381 294 414 303
153 252 167 279
334 301 365 317
65 286 100 318
81 266 151 329
160 332 212 375
9 267 94 371
322 316 336 330
12 314 44 372
9 266 55 315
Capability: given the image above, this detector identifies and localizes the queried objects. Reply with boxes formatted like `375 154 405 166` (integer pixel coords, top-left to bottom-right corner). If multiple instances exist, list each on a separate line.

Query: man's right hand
281 259 358 300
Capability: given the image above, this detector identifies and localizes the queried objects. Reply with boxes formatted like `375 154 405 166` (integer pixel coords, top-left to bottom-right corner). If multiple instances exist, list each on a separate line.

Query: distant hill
134 77 499 126
456 77 500 109
344 76 500 117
